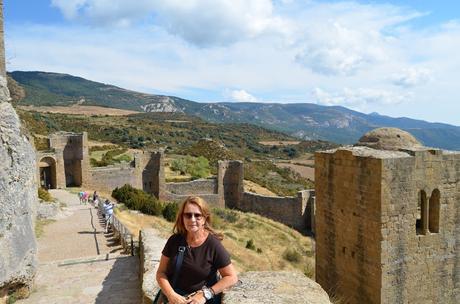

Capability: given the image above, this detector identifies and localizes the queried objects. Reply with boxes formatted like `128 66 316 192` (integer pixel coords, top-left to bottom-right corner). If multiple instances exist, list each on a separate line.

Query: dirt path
18 190 141 304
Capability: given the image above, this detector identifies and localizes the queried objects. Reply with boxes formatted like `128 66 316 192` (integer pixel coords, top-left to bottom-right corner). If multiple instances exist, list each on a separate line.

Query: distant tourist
92 191 99 205
103 199 114 233
155 196 238 304
78 191 84 204
82 191 89 204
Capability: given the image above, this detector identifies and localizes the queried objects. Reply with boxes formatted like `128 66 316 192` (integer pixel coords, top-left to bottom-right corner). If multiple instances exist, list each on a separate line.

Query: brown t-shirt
162 233 231 294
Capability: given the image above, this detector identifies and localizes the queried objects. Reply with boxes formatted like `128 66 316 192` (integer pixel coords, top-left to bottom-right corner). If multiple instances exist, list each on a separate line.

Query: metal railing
98 200 137 256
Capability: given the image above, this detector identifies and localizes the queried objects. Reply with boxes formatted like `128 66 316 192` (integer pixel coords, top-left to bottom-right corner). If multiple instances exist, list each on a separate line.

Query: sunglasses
183 212 203 220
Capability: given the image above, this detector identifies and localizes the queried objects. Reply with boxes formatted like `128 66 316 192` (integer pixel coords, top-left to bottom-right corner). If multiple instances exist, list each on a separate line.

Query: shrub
38 187 52 201
170 155 211 179
162 202 179 222
112 184 162 216
282 248 301 263
171 158 187 175
245 239 256 251
214 208 240 223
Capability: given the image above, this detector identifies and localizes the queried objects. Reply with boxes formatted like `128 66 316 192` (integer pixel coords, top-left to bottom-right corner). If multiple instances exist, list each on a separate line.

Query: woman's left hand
186 291 206 304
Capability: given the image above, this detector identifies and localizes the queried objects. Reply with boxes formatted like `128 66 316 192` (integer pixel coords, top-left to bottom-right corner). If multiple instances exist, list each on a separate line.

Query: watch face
203 288 212 300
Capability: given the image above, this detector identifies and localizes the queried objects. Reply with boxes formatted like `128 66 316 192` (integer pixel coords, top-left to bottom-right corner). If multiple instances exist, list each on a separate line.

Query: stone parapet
166 178 217 195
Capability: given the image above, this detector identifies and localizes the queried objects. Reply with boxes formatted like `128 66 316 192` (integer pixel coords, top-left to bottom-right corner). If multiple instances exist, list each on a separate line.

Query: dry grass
243 180 277 196
35 219 56 238
259 140 301 146
115 207 315 277
275 163 315 181
18 105 140 116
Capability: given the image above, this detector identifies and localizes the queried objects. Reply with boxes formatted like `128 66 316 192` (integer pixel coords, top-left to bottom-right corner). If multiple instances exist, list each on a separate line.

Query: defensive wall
315 128 460 304
36 133 315 231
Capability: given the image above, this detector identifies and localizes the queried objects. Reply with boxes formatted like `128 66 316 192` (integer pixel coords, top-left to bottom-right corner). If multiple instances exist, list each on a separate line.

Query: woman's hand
166 291 189 304
186 291 206 304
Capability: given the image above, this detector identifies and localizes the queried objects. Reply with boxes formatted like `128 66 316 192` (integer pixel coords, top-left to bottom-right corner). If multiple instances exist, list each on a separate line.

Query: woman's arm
211 263 238 295
156 254 188 304
188 263 238 304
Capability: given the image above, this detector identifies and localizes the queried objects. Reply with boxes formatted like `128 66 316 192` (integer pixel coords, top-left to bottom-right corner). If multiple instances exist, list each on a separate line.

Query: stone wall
239 191 313 231
0 1 37 299
315 146 460 304
380 149 460 303
315 148 385 303
166 178 217 195
90 164 138 195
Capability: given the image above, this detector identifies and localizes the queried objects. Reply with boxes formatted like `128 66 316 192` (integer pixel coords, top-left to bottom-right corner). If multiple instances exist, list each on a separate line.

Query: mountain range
9 71 460 150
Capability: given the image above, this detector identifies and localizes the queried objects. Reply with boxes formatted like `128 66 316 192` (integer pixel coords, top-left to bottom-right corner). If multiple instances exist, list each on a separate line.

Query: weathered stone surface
139 229 166 304
223 271 331 304
0 91 37 290
35 200 60 220
356 127 423 151
316 135 460 304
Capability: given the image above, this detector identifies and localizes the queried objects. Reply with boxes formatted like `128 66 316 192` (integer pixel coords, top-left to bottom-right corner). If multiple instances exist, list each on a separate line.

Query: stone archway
39 157 57 189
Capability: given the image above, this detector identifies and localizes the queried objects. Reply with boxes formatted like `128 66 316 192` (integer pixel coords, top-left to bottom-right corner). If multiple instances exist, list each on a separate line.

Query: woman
156 196 238 304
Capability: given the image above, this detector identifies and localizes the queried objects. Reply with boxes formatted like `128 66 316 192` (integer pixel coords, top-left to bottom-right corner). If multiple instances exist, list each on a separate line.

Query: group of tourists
77 190 114 233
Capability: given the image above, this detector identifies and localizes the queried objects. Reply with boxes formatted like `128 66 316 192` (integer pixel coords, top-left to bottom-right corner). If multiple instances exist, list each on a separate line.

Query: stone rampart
166 178 217 195
139 229 331 304
90 164 138 194
163 193 221 206
239 190 313 231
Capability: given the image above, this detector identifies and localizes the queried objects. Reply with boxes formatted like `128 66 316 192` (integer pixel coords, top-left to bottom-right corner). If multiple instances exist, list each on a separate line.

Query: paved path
18 190 141 304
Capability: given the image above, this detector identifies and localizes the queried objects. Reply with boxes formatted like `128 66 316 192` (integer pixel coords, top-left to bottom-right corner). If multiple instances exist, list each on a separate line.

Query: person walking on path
103 199 115 233
78 191 84 204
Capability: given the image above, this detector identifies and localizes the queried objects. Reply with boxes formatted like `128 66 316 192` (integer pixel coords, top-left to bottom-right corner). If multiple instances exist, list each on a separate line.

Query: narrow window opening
429 189 440 233
416 190 428 235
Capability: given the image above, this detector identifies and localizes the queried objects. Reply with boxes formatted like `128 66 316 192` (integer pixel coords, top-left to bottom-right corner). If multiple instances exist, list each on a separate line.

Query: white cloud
50 0 290 46
7 1 460 125
392 67 432 87
313 87 412 109
225 89 259 102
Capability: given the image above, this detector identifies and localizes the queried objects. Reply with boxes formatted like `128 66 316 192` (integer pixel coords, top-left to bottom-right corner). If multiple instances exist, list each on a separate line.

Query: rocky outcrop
0 73 37 295
223 271 332 304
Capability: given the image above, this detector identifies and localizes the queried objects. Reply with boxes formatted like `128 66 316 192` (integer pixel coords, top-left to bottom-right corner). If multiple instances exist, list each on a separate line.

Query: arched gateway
38 156 57 189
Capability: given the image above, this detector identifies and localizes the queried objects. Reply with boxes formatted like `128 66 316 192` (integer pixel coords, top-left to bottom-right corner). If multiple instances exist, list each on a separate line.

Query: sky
4 0 460 126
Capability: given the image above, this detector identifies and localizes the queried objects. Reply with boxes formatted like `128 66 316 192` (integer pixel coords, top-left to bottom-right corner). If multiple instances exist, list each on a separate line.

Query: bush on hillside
162 202 179 222
170 155 211 179
282 248 301 263
171 158 187 175
112 184 162 216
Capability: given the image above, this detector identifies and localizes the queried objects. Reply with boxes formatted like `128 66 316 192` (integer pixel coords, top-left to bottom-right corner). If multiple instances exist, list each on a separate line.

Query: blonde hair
173 196 223 240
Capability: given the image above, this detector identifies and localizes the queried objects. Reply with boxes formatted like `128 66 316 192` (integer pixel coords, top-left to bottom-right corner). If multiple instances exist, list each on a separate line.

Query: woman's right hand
167 292 188 304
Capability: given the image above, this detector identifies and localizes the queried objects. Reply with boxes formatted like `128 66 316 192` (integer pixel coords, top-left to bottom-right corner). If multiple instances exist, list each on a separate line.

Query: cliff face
0 75 37 293
0 0 37 295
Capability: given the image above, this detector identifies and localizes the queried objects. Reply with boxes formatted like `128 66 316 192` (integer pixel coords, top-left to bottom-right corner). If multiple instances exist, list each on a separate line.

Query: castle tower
134 150 165 200
218 160 243 209
49 132 90 187
315 128 460 304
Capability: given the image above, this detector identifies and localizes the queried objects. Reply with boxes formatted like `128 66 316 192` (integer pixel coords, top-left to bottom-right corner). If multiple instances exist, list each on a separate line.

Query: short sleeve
162 234 181 258
211 236 231 269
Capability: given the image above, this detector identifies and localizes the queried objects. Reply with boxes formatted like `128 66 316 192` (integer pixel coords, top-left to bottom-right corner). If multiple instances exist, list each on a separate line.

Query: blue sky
4 0 460 126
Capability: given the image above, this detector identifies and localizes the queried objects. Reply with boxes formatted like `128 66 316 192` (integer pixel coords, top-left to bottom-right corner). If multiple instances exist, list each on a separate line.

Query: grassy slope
115 207 314 277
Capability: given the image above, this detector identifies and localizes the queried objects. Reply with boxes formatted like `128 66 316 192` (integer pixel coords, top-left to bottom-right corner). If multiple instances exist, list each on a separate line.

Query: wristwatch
202 286 214 300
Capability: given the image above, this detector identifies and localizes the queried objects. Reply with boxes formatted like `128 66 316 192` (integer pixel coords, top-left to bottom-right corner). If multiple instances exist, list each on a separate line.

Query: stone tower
315 128 460 304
